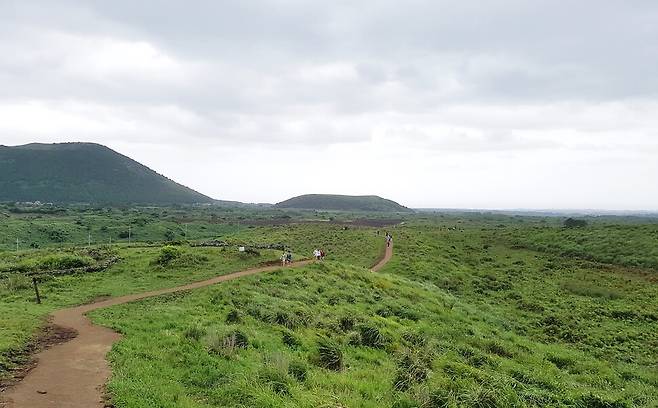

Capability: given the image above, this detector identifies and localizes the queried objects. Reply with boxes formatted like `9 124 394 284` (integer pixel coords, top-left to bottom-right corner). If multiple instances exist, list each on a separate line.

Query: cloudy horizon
2 1 657 210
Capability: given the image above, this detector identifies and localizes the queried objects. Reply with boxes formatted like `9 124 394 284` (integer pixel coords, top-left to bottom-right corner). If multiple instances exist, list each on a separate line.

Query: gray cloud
1 0 657 208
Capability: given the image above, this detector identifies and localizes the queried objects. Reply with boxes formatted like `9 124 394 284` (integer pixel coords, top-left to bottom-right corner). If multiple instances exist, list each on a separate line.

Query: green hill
275 194 411 212
0 143 213 205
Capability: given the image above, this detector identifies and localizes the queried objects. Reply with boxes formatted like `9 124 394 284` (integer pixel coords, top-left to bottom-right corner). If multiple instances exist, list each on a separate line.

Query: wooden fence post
32 277 41 304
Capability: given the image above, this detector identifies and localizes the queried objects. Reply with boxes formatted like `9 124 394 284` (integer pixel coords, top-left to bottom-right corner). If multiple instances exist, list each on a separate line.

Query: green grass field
0 221 382 379
1 209 657 407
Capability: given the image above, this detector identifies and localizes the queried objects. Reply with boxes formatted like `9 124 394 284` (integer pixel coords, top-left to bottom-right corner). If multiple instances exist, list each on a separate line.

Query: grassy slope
384 224 658 368
275 194 411 212
222 223 384 269
87 221 657 407
0 143 212 204
502 223 658 269
0 247 279 375
89 263 656 408
0 223 383 379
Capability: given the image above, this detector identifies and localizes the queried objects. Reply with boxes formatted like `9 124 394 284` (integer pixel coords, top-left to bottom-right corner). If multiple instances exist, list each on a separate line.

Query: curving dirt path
1 246 392 408
372 242 393 272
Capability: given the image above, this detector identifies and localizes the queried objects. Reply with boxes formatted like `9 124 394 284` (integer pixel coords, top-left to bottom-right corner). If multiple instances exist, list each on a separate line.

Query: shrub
402 331 428 347
183 325 206 341
288 360 308 382
316 337 343 371
225 309 242 324
393 349 432 391
153 245 181 265
206 329 249 357
338 316 355 331
269 308 309 329
258 366 290 395
228 330 249 348
281 329 301 348
358 324 388 349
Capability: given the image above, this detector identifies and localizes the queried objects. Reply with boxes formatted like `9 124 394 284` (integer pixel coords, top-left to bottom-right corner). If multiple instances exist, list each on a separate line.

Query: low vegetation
91 258 657 407
0 221 383 379
2 208 657 407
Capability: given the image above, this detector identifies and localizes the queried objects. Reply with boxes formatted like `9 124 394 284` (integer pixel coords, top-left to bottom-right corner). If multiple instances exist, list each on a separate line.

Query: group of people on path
313 248 326 260
385 232 393 247
282 228 394 267
281 250 293 266
281 248 327 266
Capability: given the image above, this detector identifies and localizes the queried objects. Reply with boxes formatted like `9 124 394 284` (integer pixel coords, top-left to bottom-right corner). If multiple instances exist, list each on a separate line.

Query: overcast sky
1 1 657 209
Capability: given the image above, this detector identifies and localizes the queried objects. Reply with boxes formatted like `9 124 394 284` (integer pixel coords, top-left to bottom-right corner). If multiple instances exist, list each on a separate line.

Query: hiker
281 251 288 266
386 233 392 247
313 248 321 260
286 250 293 265
320 249 325 260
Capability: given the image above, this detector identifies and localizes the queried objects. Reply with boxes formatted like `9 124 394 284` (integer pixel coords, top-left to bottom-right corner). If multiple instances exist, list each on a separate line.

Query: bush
393 349 432 391
346 331 362 346
225 309 242 324
153 245 181 265
281 329 301 348
338 316 355 331
316 337 343 371
183 325 206 341
258 366 290 395
288 360 308 382
358 324 388 349
206 329 249 357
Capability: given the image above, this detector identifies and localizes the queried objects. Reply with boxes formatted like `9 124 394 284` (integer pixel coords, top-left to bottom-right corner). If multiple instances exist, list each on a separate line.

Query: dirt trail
1 246 392 408
372 242 393 272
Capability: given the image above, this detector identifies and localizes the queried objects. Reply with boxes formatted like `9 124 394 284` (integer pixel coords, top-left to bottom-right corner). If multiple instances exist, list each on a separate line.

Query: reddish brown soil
372 242 393 272
0 324 78 395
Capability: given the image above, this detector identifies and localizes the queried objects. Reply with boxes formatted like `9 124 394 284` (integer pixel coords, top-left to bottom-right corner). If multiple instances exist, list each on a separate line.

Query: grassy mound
90 261 656 407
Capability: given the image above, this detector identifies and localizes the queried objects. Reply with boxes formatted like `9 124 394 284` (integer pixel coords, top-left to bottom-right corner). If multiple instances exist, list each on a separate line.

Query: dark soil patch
0 322 78 397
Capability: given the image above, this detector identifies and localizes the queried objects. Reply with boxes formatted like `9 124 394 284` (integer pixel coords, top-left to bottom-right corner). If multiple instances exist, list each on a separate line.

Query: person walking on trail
386 233 393 248
286 250 293 265
281 251 288 266
313 249 321 260
320 249 326 260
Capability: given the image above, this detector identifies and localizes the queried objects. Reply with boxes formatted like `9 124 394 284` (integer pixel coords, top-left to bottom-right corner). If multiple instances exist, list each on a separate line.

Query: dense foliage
0 143 212 204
